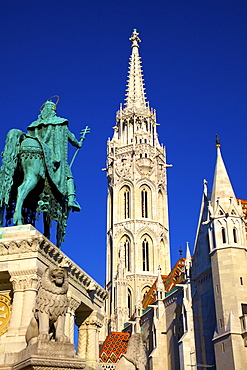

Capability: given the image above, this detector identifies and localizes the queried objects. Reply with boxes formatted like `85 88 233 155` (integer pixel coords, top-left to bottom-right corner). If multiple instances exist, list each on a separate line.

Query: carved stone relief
0 294 12 335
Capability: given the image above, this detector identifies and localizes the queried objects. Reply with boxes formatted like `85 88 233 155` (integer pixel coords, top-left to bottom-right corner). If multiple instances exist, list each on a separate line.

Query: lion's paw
38 333 51 341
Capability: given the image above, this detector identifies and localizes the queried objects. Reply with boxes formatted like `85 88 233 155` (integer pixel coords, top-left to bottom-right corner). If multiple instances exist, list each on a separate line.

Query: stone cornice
0 226 107 302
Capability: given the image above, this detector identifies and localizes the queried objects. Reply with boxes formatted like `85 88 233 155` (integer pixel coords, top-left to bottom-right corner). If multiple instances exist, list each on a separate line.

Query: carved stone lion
26 266 69 344
115 333 147 370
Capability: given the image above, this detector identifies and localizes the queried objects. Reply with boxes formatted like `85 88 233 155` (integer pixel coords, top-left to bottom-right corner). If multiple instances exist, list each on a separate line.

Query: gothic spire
125 29 148 109
211 136 238 210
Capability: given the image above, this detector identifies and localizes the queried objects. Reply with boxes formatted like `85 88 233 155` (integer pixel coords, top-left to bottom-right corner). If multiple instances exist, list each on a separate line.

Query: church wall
164 289 183 370
211 247 247 368
192 269 216 367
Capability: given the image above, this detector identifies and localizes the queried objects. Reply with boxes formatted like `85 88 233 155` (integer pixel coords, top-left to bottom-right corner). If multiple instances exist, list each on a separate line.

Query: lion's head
41 266 69 295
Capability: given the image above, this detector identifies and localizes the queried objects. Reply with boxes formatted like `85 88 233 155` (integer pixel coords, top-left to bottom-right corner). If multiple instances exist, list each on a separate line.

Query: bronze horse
0 128 69 247
0 101 89 248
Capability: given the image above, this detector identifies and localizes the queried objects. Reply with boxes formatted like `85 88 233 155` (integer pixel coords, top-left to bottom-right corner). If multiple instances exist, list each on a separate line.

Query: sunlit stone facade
105 30 171 333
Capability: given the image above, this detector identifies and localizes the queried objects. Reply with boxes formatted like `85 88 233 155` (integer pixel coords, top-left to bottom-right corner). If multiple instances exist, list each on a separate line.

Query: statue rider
27 100 81 212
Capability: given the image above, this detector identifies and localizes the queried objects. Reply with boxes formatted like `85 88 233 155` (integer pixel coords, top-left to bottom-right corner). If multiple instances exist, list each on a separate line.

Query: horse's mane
0 129 24 206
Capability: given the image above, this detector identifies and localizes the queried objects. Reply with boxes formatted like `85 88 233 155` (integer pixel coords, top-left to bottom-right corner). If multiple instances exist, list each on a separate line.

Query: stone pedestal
0 225 107 369
13 340 85 370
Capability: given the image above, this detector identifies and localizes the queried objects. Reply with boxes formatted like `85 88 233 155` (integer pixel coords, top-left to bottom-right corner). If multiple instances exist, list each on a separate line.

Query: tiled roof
164 258 185 293
237 198 247 235
99 332 130 363
142 258 185 310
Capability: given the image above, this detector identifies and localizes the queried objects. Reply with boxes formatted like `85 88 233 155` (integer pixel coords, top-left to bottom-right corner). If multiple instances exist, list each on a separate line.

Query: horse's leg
0 206 4 227
13 173 40 225
56 222 62 249
43 213 51 240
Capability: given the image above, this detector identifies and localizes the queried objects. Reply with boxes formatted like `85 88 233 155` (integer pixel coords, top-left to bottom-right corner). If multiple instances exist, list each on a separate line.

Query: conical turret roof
125 29 148 109
211 138 238 211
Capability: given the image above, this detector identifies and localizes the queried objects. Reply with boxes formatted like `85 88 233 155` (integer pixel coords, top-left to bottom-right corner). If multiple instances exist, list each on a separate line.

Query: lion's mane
34 267 69 322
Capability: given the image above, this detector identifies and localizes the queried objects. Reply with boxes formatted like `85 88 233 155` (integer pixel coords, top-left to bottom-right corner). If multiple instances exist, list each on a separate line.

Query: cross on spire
125 29 148 109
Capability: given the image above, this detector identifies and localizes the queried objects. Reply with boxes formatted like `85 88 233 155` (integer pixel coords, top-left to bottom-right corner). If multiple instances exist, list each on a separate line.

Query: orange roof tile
237 199 247 236
142 258 185 310
99 332 130 363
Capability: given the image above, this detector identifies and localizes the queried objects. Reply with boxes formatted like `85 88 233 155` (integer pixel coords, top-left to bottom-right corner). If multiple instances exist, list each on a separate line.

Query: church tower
105 30 171 333
208 139 247 369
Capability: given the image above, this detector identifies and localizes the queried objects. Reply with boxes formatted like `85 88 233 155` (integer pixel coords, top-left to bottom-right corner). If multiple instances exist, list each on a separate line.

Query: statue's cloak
27 116 71 196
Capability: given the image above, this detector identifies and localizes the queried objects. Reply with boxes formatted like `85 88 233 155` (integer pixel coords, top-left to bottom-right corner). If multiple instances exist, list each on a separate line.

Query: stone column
77 320 88 359
19 272 39 334
7 276 25 336
77 311 104 369
65 297 80 343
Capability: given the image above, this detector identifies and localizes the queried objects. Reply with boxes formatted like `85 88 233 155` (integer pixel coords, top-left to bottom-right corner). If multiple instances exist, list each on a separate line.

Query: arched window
124 188 130 219
124 237 131 272
222 228 226 244
120 185 131 220
141 188 148 218
128 288 132 317
141 285 151 300
142 238 149 271
233 228 238 243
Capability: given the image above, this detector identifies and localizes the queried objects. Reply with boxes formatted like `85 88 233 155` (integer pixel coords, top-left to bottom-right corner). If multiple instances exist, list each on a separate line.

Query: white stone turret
105 30 171 333
208 138 247 369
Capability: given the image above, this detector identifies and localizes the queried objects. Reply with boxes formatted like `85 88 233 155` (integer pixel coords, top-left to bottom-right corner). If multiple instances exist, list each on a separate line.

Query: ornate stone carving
68 296 81 314
83 311 103 329
0 230 107 303
0 294 12 335
26 266 69 344
135 157 154 176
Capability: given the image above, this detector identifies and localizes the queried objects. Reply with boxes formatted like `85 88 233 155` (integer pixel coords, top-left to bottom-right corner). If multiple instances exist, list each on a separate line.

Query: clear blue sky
0 0 247 286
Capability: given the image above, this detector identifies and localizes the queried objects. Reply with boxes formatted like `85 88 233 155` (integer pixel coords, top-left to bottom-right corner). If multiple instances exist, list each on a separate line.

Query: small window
144 153 147 158
141 189 148 218
128 289 132 317
142 238 149 271
233 228 238 243
240 277 243 285
242 304 247 315
216 284 219 294
222 228 226 244
222 342 225 353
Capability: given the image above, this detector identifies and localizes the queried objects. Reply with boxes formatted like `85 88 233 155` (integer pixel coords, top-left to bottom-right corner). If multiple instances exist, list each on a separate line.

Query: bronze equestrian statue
0 97 89 248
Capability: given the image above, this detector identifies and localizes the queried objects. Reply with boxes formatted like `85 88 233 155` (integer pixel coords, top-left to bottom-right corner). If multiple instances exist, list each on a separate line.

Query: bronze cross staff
69 126 90 168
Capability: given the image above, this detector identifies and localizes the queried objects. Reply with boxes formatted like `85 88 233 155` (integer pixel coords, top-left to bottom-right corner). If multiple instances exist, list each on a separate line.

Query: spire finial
125 29 147 109
129 29 141 48
215 134 221 148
